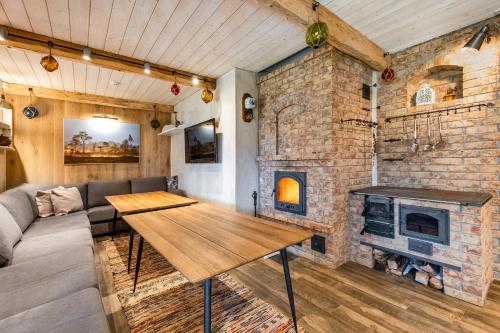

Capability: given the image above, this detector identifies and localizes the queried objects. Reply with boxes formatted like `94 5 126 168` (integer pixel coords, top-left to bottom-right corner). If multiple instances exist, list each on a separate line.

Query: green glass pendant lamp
305 1 329 49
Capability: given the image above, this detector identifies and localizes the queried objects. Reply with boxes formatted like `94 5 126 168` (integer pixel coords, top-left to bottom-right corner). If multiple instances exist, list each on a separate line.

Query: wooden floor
95 237 500 333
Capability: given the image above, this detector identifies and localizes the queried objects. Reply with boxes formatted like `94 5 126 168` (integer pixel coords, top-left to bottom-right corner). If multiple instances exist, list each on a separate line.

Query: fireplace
274 171 306 215
400 205 449 245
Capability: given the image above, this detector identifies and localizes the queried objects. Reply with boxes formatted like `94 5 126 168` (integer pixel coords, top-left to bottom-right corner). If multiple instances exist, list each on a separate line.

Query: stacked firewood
373 249 443 290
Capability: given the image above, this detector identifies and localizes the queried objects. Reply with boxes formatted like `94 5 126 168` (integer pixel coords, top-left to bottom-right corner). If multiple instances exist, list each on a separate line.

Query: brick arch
406 64 464 107
275 104 304 155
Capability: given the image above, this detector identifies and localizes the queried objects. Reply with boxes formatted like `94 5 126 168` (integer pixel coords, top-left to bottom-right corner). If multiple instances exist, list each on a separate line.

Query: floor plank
95 237 500 333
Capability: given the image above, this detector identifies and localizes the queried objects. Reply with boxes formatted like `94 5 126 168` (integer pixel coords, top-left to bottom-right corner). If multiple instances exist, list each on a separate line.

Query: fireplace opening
274 171 306 215
400 205 449 245
406 213 439 236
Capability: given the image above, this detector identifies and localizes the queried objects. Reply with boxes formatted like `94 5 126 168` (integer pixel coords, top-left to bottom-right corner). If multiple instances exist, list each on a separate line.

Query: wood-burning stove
274 171 306 215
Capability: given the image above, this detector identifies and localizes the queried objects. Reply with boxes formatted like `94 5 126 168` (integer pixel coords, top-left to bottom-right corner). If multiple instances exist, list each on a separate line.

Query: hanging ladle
424 117 433 151
431 115 444 150
410 118 418 152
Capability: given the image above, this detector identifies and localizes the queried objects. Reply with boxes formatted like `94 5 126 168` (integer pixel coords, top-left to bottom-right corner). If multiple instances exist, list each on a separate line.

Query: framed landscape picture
64 118 140 164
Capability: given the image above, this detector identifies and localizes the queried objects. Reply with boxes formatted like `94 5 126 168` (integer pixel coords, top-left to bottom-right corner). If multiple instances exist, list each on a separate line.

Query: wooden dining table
123 202 313 333
105 191 198 272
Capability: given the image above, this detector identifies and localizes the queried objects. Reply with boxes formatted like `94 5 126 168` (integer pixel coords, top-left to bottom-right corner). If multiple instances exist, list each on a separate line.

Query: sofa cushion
12 228 93 264
0 288 110 333
131 176 167 193
87 205 121 223
51 186 84 215
0 204 22 267
35 188 56 217
87 180 130 208
0 188 35 232
17 184 53 218
23 211 90 239
0 247 96 319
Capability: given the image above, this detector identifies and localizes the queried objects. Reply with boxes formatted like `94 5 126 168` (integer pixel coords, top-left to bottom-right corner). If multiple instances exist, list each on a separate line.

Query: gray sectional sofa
0 176 177 333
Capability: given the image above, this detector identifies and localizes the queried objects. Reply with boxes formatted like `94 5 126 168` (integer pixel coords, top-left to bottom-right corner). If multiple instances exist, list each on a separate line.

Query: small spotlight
82 47 91 61
0 26 7 41
192 76 199 85
144 62 151 74
462 25 489 53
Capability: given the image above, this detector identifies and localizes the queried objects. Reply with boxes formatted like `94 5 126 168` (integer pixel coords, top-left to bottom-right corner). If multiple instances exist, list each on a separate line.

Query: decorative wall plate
416 84 435 106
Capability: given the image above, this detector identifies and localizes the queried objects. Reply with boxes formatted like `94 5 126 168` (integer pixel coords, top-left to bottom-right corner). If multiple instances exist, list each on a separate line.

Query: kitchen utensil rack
384 102 494 123
341 118 378 128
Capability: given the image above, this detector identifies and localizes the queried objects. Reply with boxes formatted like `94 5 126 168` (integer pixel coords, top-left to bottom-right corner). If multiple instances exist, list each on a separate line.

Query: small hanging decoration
40 41 59 72
201 88 213 103
381 52 395 82
242 93 255 122
23 88 39 119
170 73 180 95
416 84 436 106
150 105 160 130
305 1 329 49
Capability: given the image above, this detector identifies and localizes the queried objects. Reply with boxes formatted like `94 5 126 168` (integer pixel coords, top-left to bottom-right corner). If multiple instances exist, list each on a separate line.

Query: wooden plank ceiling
0 0 304 105
319 0 499 53
0 0 497 105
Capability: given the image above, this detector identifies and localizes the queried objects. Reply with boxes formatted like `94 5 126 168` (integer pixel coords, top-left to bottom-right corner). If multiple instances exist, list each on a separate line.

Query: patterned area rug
102 236 305 333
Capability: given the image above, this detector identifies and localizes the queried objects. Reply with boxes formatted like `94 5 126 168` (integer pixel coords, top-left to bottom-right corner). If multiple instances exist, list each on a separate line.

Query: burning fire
277 177 300 204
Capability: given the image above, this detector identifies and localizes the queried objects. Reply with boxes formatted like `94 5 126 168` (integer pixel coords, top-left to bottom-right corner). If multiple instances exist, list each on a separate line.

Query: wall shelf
158 124 184 136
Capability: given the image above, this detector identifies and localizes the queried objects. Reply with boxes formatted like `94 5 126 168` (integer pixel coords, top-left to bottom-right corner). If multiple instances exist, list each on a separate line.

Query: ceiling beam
0 25 216 90
257 0 386 71
4 83 173 112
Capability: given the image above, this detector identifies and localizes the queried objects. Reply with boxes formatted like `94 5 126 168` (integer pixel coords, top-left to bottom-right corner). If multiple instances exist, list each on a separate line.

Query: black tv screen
184 119 217 163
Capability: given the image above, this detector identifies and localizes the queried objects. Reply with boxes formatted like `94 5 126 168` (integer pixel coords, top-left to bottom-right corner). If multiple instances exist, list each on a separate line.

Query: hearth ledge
257 214 334 233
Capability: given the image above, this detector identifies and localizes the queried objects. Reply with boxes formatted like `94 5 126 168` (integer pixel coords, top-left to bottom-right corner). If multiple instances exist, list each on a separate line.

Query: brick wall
257 46 372 267
377 16 500 278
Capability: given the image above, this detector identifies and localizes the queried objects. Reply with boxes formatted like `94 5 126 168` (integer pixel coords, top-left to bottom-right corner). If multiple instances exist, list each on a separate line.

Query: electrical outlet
311 235 326 254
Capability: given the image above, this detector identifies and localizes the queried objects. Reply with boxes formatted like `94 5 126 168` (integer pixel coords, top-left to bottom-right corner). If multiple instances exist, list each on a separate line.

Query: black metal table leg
204 278 212 333
133 236 144 293
127 228 135 274
280 248 298 332
111 209 118 240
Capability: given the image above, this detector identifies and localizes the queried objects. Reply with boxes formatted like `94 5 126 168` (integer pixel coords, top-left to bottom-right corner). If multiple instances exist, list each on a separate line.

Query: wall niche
407 65 464 107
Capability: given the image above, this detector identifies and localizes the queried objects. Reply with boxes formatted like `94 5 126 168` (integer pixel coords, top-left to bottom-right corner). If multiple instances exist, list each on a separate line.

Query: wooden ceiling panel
88 0 113 50
45 0 71 40
68 0 90 46
118 0 159 57
85 64 100 95
22 0 52 36
320 0 498 52
72 62 87 93
57 58 74 91
0 2 10 25
0 1 32 31
104 0 135 53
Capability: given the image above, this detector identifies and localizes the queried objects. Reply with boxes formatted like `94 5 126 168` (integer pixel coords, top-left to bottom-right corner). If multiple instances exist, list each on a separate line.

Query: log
421 264 437 276
415 271 430 285
429 277 444 290
390 268 403 276
387 255 399 270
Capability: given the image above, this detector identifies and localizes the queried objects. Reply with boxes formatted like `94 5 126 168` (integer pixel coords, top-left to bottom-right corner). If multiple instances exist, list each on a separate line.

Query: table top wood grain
105 191 198 214
123 203 313 283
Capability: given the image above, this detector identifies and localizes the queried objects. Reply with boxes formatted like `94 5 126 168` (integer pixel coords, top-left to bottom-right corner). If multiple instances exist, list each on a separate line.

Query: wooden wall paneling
5 93 171 188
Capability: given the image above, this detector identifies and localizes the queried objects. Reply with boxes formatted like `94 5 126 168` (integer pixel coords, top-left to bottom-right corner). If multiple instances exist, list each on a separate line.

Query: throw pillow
36 188 60 217
167 175 178 190
0 204 22 266
51 187 84 216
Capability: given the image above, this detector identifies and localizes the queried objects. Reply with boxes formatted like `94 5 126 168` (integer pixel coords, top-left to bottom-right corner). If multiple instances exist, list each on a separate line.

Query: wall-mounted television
184 118 217 163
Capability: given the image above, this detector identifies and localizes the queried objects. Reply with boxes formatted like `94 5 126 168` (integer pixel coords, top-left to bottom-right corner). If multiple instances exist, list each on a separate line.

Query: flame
277 177 300 204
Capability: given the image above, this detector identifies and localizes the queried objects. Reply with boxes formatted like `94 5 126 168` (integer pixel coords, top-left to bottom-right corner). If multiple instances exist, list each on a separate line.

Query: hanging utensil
410 118 418 152
424 117 433 151
432 115 444 150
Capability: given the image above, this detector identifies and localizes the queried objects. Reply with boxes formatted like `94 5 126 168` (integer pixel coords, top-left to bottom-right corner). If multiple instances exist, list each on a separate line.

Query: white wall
171 68 258 212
